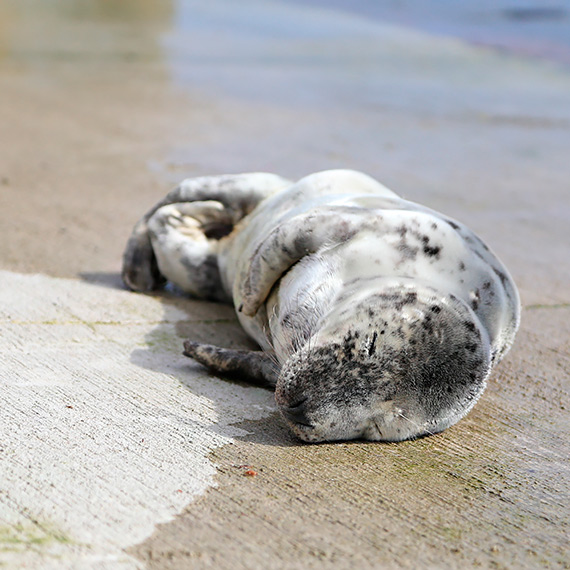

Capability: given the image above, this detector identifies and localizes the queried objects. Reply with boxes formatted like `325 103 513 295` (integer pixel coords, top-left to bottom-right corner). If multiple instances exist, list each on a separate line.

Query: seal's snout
274 342 394 443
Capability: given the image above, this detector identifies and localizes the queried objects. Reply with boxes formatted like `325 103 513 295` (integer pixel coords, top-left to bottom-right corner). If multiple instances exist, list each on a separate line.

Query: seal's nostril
281 398 313 427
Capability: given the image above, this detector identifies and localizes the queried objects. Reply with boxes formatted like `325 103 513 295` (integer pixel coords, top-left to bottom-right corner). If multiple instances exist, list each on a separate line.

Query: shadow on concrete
80 271 126 290
79 273 297 448
78 272 427 449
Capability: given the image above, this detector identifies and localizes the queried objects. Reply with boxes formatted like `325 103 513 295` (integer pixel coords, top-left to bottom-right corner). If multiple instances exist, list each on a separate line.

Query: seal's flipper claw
183 340 278 387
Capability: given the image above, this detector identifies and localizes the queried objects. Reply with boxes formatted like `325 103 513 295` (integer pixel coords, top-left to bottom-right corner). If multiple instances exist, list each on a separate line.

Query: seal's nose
280 398 313 427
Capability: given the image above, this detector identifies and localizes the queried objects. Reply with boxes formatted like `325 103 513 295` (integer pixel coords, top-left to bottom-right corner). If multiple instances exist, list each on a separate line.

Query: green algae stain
0 522 74 554
145 327 179 353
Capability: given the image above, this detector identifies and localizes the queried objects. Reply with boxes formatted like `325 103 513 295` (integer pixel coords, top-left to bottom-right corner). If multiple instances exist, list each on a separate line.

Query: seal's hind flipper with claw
183 341 278 387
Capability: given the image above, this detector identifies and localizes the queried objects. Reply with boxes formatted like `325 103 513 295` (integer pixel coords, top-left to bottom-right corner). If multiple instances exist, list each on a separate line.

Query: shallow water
289 0 570 64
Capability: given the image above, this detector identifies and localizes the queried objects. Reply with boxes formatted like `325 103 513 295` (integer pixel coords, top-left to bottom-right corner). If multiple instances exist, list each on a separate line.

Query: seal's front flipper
239 207 378 316
183 340 278 387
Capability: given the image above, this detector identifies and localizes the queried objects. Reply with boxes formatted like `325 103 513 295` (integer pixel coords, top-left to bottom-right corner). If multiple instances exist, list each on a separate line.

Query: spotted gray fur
122 170 520 442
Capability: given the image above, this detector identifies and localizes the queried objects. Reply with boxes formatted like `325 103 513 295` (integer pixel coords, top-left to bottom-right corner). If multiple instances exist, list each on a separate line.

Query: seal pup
122 170 520 442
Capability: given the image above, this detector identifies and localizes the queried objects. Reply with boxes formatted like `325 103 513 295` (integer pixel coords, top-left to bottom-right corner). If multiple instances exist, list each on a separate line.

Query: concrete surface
0 271 274 568
0 1 569 568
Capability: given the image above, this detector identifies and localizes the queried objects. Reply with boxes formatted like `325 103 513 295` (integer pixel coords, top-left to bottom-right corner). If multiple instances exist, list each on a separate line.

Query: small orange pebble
243 468 258 477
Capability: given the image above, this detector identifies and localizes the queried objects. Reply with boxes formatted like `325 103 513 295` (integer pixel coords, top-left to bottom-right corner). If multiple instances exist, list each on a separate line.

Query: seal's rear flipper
122 220 166 292
183 340 278 388
122 173 291 298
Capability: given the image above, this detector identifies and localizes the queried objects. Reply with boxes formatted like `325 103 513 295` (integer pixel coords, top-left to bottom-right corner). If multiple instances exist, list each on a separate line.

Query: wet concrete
0 0 569 568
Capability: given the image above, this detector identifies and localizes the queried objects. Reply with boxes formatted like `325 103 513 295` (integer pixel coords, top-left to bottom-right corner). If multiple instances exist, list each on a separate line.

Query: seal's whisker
396 410 436 437
265 349 280 369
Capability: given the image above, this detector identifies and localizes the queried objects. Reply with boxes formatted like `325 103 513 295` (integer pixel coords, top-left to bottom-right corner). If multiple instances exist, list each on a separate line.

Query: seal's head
275 286 491 442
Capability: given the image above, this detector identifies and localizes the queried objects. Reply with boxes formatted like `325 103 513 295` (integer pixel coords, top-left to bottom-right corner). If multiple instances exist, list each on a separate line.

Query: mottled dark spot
373 291 418 311
280 242 293 257
422 316 434 333
471 289 481 310
293 234 311 255
431 223 438 230
458 261 466 272
446 220 460 230
430 305 442 314
403 292 418 304
397 239 419 261
423 245 441 257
